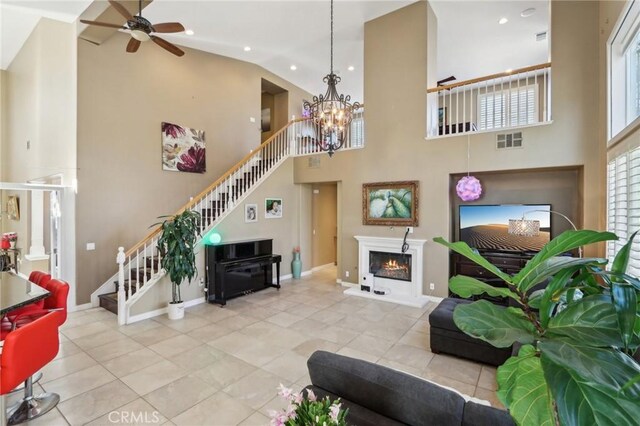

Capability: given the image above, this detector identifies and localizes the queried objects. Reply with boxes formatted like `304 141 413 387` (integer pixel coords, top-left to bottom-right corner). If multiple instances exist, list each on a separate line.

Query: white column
25 190 49 261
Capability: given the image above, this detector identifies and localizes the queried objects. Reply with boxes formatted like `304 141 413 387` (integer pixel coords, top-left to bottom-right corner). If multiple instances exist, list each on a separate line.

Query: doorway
311 183 338 276
261 79 289 143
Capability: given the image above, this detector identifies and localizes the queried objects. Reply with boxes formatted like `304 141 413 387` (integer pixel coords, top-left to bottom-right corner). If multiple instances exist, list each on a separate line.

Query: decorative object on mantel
269 384 348 426
292 246 302 279
7 196 19 220
162 122 206 174
303 0 361 157
265 198 283 219
362 181 419 226
154 209 201 320
80 0 187 57
1 236 10 250
456 136 482 201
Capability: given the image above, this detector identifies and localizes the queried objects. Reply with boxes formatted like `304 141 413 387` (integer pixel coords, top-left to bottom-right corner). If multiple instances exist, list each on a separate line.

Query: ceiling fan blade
152 22 185 33
151 36 185 57
108 0 133 21
126 37 141 53
80 19 126 29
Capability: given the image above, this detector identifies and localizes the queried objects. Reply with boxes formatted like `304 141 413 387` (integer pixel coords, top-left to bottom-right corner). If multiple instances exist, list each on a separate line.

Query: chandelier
304 0 361 157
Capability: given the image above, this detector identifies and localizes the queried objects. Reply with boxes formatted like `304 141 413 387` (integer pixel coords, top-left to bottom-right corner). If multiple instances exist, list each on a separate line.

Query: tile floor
5 267 502 425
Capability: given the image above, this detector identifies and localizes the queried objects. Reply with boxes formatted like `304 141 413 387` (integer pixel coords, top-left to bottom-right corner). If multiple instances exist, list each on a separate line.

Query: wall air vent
496 132 523 150
308 156 321 168
536 31 547 42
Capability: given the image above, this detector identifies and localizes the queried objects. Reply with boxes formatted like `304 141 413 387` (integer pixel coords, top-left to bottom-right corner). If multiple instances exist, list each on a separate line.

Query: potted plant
434 230 640 425
155 209 201 320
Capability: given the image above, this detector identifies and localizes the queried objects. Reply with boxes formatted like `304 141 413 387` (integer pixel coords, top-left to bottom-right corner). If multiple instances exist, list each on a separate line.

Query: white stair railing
427 62 551 138
109 117 365 324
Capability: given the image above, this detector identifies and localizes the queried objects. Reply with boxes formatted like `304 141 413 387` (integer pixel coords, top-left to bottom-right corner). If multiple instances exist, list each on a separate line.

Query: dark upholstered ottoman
429 298 512 366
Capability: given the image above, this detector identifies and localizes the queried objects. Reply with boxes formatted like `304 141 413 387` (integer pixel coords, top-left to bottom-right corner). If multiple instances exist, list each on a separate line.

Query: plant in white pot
155 209 201 320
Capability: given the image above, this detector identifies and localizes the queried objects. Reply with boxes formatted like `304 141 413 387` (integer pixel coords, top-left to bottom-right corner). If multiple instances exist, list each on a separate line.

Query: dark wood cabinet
450 251 534 305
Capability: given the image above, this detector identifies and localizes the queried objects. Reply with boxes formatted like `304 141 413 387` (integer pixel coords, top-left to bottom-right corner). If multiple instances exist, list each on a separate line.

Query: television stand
449 251 535 305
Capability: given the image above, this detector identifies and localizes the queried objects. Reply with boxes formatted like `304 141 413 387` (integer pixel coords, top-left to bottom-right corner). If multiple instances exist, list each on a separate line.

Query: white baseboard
275 269 312 283
68 302 93 312
336 278 342 284
127 306 167 324
126 297 206 324
340 281 358 288
311 263 335 272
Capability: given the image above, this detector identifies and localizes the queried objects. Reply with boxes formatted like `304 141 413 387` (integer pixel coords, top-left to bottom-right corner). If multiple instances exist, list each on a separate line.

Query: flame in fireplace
383 259 408 272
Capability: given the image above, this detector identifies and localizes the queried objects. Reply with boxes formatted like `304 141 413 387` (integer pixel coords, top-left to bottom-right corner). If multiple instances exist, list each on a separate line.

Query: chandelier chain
330 0 334 74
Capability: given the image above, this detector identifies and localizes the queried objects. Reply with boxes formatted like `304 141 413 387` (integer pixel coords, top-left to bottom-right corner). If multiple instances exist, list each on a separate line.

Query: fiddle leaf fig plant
155 209 201 304
434 230 640 426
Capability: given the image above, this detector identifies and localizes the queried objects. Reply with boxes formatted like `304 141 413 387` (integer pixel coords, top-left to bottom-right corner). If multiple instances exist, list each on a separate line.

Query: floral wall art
162 122 206 174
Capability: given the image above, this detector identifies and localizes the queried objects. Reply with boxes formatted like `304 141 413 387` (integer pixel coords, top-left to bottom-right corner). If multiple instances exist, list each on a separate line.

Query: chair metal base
8 372 42 394
6 392 59 425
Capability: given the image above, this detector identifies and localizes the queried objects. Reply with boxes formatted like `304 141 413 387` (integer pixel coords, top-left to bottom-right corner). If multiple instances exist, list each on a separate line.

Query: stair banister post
116 247 126 325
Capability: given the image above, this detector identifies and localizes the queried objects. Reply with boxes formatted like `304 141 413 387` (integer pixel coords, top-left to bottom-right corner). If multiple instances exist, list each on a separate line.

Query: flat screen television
459 204 551 253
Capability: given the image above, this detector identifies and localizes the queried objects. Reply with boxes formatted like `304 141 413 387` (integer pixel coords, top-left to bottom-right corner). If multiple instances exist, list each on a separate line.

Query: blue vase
292 252 302 279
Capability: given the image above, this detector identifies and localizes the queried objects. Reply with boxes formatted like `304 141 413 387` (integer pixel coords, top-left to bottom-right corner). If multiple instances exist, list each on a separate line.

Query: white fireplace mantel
344 235 431 308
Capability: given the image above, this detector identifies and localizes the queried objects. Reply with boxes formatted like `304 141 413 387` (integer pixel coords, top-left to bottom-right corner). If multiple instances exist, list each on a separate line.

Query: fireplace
369 251 412 282
344 235 430 308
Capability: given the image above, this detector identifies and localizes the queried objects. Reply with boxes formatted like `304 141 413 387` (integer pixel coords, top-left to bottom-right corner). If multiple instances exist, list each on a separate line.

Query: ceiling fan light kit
80 0 186 56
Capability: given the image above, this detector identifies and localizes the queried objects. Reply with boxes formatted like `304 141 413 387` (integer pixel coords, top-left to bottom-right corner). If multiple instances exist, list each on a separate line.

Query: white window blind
479 85 538 130
607 147 640 276
350 112 365 147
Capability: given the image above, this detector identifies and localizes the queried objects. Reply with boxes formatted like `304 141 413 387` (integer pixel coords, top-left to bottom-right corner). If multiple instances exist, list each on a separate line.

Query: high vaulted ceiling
1 0 549 101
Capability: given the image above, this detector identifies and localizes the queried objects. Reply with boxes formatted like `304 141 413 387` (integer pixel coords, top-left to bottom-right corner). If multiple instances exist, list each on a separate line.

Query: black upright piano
205 238 282 306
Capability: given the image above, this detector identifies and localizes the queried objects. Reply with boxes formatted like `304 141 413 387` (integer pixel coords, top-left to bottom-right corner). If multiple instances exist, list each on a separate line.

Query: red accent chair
1 311 62 425
6 279 69 329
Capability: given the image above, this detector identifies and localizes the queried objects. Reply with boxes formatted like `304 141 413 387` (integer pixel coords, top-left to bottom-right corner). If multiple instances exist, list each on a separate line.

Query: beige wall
76 32 311 304
3 18 77 184
130 158 312 315
294 1 602 298
312 182 337 267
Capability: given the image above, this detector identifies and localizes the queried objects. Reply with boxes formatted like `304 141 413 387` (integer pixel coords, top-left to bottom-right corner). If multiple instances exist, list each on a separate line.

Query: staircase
91 116 365 324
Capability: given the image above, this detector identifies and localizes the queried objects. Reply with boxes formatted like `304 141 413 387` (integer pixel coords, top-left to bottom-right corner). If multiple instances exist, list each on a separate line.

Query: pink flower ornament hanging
456 176 482 201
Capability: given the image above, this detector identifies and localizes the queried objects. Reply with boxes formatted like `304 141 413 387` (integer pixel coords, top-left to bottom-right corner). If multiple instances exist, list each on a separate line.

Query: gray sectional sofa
305 351 514 426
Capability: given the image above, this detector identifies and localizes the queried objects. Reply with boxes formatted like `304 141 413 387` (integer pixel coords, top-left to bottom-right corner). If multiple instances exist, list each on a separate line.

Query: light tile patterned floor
4 267 502 425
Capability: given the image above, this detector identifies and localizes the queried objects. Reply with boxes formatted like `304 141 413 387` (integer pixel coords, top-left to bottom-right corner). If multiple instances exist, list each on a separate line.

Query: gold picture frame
362 181 419 226
7 196 19 221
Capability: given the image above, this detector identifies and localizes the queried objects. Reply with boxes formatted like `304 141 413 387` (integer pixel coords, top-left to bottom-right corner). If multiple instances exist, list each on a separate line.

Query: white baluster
116 247 126 325
143 243 147 284
135 251 140 294
127 255 132 300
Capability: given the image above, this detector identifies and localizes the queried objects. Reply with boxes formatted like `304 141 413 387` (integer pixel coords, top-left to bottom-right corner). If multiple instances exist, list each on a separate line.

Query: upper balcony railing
426 62 551 138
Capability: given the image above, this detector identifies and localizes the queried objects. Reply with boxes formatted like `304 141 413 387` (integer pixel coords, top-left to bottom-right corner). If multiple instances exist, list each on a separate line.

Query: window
478 85 538 130
607 147 640 275
350 111 365 147
608 0 640 139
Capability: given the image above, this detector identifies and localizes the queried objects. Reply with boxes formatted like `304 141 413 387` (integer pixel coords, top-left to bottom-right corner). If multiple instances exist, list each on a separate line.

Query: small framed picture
438 107 447 127
7 196 19 221
265 198 283 219
245 204 258 223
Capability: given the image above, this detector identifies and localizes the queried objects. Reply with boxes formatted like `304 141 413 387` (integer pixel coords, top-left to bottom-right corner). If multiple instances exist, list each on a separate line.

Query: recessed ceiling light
290 65 297 71
347 66 355 71
521 8 536 18
244 46 251 52
498 17 508 25
185 29 194 36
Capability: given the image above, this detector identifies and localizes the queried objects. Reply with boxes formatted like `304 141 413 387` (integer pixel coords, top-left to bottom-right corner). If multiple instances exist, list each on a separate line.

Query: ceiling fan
80 0 186 57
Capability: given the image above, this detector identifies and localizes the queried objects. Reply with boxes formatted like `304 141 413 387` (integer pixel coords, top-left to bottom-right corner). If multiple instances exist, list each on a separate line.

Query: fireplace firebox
369 251 412 282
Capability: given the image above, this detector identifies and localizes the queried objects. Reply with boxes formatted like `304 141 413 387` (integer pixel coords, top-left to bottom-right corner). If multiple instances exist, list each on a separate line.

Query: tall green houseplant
434 230 640 426
156 210 202 305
